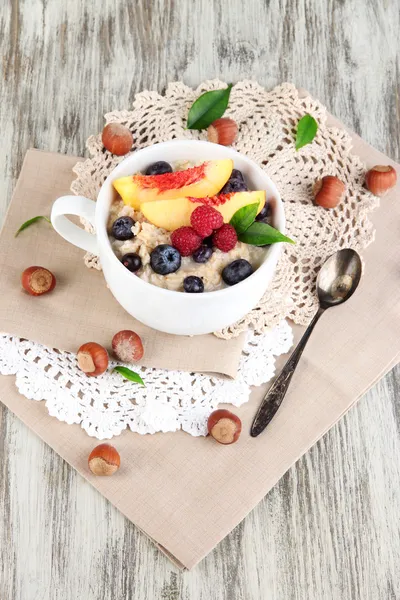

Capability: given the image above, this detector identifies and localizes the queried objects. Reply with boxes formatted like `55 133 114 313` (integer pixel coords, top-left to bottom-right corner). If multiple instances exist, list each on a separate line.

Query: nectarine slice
140 191 266 231
113 160 233 209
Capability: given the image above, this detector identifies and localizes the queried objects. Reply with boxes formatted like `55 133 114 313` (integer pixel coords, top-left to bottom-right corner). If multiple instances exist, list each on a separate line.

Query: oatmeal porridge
108 159 274 293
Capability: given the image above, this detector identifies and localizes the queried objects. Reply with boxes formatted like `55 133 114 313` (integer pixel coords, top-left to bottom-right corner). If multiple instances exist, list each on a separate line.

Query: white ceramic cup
51 140 285 335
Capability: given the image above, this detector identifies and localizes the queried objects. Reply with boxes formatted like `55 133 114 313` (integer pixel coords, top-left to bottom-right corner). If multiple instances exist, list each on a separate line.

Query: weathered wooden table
1 1 399 598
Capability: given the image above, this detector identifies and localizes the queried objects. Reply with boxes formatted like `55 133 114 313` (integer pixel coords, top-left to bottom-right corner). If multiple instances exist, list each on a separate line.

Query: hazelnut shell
21 266 56 296
207 118 238 146
207 409 242 444
112 330 144 363
102 123 133 156
365 165 397 196
77 342 109 377
313 175 346 209
88 443 121 476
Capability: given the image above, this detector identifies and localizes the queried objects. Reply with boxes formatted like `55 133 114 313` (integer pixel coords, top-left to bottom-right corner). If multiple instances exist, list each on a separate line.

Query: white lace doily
71 81 379 339
0 321 292 439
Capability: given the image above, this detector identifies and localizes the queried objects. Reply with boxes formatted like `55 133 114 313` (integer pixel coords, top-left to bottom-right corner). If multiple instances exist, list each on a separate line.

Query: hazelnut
77 342 109 376
207 118 238 146
88 443 120 476
365 165 397 196
21 266 56 296
102 123 133 156
313 175 346 209
207 409 242 445
112 330 144 363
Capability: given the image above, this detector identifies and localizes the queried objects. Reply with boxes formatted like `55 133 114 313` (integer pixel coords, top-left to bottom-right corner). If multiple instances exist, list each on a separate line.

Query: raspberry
190 205 224 238
171 227 202 257
212 224 238 252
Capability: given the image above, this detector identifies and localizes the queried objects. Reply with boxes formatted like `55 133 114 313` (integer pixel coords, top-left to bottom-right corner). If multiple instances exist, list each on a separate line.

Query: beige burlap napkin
0 116 399 569
0 149 245 377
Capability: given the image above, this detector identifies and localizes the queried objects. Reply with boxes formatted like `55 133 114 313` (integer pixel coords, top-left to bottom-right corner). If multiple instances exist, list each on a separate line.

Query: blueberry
192 245 213 263
231 169 245 181
145 161 173 176
111 216 135 240
255 202 271 222
150 244 181 275
203 236 214 248
220 178 248 193
222 259 254 286
219 169 248 194
121 253 142 272
183 276 204 293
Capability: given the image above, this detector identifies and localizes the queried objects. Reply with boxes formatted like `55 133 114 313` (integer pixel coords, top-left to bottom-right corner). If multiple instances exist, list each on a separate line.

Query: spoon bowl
317 248 363 308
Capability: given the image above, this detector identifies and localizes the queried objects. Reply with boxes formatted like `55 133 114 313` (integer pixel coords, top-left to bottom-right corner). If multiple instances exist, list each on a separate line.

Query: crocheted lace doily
71 81 378 339
0 321 292 439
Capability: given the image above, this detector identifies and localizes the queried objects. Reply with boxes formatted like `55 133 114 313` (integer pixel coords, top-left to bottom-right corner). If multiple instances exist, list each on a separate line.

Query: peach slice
113 160 233 209
140 191 266 231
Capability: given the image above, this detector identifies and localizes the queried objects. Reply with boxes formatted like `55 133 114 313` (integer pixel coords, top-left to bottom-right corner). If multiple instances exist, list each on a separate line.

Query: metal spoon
250 248 363 437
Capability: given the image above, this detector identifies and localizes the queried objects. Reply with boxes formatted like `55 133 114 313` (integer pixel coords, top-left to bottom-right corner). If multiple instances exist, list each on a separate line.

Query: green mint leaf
295 114 318 150
187 84 233 130
230 203 259 234
114 366 145 386
15 215 51 237
238 222 295 246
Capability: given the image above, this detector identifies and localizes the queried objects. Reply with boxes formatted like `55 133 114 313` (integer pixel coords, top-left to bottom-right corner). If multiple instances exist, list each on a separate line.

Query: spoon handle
250 307 325 437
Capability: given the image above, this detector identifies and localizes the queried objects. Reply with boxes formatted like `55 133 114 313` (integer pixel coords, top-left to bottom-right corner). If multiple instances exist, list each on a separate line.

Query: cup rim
95 140 285 299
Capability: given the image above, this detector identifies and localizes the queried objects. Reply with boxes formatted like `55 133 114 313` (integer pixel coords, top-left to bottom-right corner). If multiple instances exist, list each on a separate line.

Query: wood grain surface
1 0 399 598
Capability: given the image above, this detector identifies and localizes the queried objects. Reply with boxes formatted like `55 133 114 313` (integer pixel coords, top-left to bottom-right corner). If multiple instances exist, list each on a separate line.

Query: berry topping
190 205 224 237
192 245 213 264
212 224 238 252
150 245 181 275
203 235 214 248
222 259 254 286
121 253 142 272
144 161 173 176
255 202 271 222
183 276 204 293
232 169 245 182
219 169 248 194
111 216 135 240
170 227 202 257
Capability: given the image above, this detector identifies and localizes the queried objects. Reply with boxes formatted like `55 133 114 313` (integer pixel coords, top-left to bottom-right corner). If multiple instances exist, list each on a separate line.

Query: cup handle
51 195 99 255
